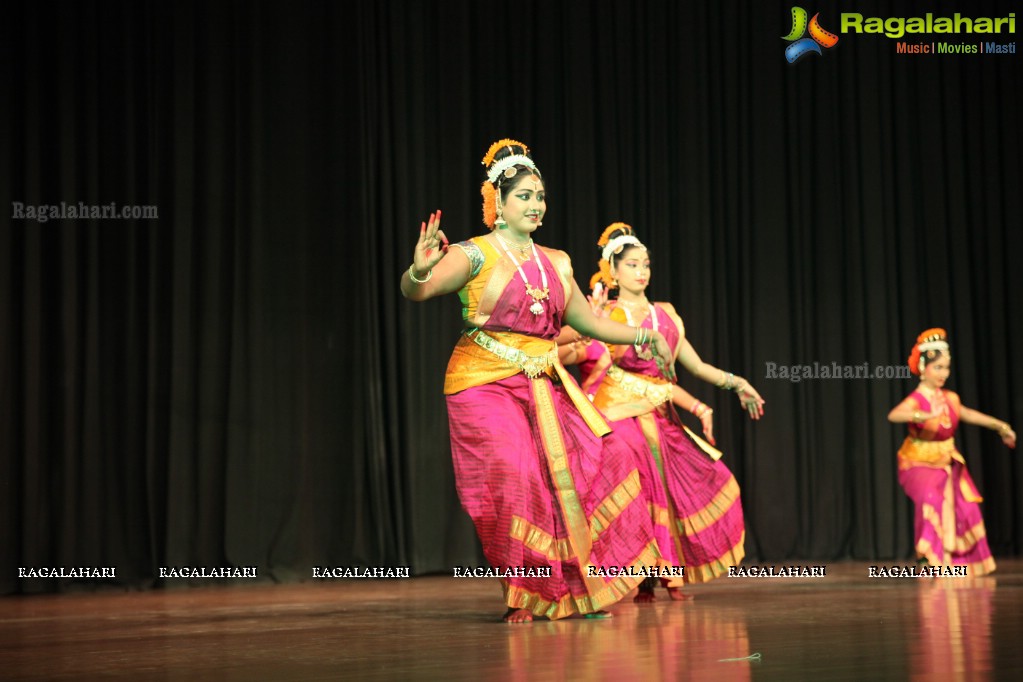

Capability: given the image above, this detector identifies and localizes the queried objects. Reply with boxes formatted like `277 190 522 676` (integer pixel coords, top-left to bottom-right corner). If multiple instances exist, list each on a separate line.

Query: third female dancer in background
587 223 764 601
888 328 1015 575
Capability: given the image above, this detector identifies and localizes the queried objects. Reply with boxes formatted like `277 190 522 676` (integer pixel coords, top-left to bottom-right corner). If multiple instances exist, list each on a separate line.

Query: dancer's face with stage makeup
920 354 950 390
498 174 545 241
613 245 651 298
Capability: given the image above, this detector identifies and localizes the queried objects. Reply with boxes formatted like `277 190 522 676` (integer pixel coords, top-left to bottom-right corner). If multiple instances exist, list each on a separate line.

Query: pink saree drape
593 303 745 583
897 390 995 575
444 239 660 618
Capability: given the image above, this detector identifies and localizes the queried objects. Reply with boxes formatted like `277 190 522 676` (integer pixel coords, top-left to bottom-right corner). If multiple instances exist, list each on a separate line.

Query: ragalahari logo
783 7 839 62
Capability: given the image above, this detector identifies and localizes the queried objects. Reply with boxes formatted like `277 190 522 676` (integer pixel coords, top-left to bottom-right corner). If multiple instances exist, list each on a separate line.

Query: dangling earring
495 193 506 227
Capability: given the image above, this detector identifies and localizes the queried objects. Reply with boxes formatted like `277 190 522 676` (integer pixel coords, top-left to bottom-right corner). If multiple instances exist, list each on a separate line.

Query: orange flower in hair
597 222 634 248
908 327 948 376
480 138 534 229
592 222 639 289
481 181 497 228
591 259 617 290
481 138 528 167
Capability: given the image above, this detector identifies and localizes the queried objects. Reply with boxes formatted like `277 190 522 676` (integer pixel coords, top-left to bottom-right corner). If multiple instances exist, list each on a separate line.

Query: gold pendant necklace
495 237 549 315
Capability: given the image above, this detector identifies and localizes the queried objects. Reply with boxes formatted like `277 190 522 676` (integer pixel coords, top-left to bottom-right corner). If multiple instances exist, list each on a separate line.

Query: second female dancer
586 223 764 601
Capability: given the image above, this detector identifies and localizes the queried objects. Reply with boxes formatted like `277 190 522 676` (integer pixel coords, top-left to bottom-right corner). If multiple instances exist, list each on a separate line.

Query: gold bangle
998 423 1012 435
408 264 432 284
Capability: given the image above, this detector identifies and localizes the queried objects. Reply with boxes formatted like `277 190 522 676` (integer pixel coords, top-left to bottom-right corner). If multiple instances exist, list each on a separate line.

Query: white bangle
408 264 433 284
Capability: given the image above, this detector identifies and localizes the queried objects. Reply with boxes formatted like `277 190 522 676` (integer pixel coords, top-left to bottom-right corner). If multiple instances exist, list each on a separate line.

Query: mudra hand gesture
1000 425 1016 449
650 333 676 382
412 210 449 277
734 378 765 420
587 281 609 316
698 407 714 444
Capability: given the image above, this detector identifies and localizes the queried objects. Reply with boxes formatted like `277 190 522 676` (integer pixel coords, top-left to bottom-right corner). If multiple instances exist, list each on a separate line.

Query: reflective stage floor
3 560 1022 680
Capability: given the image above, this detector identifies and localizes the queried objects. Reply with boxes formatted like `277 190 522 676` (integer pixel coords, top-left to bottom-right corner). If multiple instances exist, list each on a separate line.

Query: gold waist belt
606 364 673 407
897 437 959 467
471 330 558 379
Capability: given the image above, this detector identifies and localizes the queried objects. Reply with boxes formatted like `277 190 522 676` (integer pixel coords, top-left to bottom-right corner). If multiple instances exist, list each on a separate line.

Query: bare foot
666 587 695 601
583 610 613 619
503 608 533 623
634 576 657 603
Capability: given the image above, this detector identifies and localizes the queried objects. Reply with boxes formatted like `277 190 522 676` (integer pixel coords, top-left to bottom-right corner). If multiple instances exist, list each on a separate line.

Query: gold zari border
676 476 742 537
502 541 661 619
685 533 746 583
532 377 608 596
510 475 645 562
589 469 642 539
509 515 574 562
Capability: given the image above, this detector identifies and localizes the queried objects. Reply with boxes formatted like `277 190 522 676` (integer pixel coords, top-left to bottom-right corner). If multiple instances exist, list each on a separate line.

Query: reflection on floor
2 561 1021 680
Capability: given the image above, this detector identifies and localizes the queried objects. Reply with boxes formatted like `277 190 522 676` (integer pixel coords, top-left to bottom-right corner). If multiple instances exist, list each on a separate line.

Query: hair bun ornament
481 138 529 167
480 138 539 229
598 222 644 264
916 328 947 345
907 327 949 376
597 222 634 249
482 138 535 183
590 222 636 291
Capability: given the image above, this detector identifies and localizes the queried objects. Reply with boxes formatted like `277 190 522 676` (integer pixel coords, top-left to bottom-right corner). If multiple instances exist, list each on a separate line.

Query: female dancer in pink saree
586 223 764 601
400 141 677 622
557 283 716 441
887 329 1015 575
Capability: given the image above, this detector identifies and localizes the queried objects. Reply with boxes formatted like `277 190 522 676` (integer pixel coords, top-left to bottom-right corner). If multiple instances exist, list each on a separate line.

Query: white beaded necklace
495 235 549 315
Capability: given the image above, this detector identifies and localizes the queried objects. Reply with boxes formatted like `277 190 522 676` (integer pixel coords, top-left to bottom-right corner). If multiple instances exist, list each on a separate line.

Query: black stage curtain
2 0 1020 594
